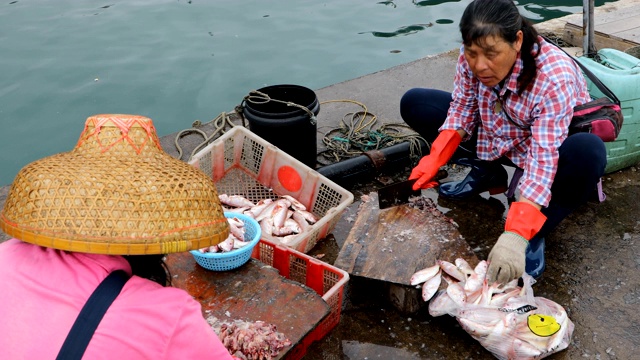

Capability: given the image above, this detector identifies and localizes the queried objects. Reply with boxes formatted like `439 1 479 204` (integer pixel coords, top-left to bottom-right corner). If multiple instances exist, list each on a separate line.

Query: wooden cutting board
166 252 330 359
335 192 478 285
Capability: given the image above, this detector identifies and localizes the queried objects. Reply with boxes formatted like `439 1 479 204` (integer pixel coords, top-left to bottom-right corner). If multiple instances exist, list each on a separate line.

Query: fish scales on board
334 192 477 286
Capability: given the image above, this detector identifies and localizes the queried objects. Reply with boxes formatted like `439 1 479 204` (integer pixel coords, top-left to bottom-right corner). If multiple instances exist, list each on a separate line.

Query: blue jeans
400 88 607 237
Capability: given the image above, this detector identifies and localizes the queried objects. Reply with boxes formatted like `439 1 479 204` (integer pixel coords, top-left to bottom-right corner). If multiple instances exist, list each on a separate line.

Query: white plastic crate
189 126 354 253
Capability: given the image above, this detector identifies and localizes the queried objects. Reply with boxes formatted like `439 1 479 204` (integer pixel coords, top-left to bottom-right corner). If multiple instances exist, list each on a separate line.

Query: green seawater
0 0 615 186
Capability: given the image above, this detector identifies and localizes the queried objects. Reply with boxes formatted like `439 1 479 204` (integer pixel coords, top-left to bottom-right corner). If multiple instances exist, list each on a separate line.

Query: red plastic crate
251 239 349 359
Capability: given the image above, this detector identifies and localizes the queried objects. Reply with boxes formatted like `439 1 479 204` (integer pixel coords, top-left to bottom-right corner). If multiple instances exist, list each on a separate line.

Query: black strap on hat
56 270 130 360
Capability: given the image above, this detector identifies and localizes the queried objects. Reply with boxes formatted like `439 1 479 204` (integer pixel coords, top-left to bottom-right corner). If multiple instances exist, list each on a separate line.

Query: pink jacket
0 239 232 360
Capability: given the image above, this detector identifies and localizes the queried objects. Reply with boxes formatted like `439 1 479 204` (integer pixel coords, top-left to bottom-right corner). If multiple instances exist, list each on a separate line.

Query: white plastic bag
412 259 574 359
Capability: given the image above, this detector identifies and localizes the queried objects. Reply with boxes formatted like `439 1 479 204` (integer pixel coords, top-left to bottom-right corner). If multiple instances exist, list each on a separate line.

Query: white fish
465 285 485 305
456 307 504 325
410 263 441 286
260 217 274 237
280 218 301 235
438 260 466 283
414 257 574 360
295 209 318 224
292 210 311 231
271 199 291 228
428 290 458 317
458 317 496 338
455 258 475 277
255 202 278 222
446 282 467 307
227 217 245 240
511 338 543 358
421 269 442 301
244 199 273 218
233 239 250 249
489 288 521 307
473 260 489 279
218 236 235 252
281 195 306 211
463 272 484 293
224 206 250 214
219 194 255 208
280 234 297 245
475 281 503 306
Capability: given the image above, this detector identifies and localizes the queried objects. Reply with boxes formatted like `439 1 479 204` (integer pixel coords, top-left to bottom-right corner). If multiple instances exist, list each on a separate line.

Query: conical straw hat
0 114 229 255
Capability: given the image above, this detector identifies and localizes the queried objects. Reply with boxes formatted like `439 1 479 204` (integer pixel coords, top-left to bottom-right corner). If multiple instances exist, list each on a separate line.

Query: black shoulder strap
543 36 621 105
56 270 130 360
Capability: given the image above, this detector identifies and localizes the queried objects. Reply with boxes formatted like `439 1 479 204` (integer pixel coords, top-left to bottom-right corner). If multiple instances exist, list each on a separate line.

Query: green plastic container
575 49 640 173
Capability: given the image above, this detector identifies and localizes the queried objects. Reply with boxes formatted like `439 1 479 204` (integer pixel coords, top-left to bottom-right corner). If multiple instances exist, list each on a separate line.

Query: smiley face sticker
527 314 561 337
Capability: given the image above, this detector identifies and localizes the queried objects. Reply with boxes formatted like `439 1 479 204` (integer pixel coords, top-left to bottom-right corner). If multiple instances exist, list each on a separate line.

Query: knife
377 169 448 209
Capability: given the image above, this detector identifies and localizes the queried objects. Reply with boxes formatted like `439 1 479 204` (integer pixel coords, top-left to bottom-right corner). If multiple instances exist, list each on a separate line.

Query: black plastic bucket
242 84 320 169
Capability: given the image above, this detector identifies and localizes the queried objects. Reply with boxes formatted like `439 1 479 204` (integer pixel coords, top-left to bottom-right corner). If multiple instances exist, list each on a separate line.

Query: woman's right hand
409 129 462 190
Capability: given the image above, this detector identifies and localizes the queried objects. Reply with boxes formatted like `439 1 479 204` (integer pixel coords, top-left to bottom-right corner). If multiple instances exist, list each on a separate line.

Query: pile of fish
411 258 574 360
219 194 318 245
197 216 251 253
207 316 291 360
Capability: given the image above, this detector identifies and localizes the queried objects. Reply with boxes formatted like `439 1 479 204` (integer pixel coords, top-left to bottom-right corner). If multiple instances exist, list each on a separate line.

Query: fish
446 282 467 307
438 259 466 283
412 257 574 359
214 193 329 248
421 269 442 301
227 217 245 239
219 194 255 208
410 263 440 286
255 201 278 222
292 210 312 231
218 236 235 252
271 199 291 228
295 209 318 224
428 289 458 317
458 317 496 338
243 199 273 218
281 195 306 211
261 217 274 237
455 258 475 277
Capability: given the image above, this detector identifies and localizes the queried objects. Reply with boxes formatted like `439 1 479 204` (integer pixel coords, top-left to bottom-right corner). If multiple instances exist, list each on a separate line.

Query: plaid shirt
441 37 591 206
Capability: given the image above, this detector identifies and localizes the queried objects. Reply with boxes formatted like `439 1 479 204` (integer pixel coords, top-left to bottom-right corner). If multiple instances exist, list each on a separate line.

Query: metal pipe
583 0 595 56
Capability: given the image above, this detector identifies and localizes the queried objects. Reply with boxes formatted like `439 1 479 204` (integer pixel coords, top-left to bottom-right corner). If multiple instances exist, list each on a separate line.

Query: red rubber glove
487 201 547 285
409 130 462 190
504 201 547 240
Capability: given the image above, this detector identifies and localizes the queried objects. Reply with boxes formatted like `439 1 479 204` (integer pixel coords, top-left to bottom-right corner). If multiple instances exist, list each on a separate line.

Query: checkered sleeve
440 48 478 138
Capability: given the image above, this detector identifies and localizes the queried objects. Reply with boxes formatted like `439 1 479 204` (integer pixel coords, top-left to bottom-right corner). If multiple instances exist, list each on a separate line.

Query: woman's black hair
459 0 540 94
123 254 172 286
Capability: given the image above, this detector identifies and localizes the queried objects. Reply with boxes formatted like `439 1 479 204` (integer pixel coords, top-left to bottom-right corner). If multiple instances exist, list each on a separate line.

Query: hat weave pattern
0 114 229 255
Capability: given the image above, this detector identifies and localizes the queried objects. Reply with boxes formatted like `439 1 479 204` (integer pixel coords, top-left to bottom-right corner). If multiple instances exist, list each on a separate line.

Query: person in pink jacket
0 114 234 359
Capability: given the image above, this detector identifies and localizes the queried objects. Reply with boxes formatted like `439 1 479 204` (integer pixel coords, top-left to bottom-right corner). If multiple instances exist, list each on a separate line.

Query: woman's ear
514 30 524 52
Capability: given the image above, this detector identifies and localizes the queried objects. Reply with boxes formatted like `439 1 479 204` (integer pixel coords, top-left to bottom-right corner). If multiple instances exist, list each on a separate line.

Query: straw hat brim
0 115 229 255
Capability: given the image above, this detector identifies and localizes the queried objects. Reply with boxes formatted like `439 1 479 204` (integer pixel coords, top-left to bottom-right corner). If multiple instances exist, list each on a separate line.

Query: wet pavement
300 164 640 359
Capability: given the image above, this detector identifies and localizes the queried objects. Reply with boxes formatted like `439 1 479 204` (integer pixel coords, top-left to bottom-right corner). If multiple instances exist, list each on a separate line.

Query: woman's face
463 31 523 88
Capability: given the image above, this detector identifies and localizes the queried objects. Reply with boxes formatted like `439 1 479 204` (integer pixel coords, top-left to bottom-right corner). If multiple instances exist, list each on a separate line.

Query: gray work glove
487 231 528 285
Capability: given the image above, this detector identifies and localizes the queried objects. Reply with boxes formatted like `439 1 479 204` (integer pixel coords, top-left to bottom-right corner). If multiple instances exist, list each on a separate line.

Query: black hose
317 140 429 188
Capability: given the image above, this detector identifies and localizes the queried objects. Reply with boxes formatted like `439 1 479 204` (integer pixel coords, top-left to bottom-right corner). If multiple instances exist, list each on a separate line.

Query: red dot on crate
278 166 302 192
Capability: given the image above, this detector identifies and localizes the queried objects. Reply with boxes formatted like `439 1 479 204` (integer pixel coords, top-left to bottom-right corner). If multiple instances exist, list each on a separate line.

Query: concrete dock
2 0 640 359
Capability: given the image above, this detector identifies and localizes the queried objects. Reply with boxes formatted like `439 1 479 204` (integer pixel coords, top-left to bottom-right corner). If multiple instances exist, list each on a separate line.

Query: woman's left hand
486 201 546 285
